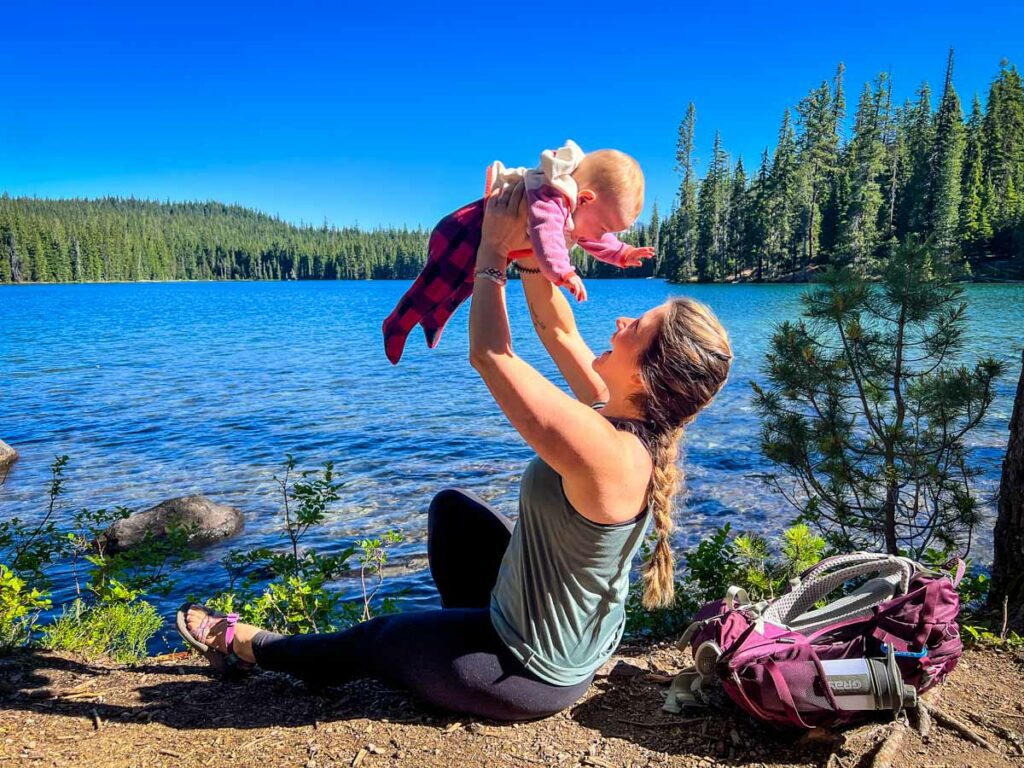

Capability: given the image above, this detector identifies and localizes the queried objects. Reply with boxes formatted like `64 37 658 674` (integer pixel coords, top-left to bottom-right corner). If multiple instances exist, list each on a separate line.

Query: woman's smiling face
592 303 668 393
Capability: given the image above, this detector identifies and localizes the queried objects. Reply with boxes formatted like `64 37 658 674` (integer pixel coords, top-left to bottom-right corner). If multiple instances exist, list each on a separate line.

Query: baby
382 140 653 365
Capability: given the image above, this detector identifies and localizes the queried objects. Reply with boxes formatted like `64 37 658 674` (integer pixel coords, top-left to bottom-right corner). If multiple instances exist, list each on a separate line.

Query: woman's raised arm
468 185 643 521
515 255 608 405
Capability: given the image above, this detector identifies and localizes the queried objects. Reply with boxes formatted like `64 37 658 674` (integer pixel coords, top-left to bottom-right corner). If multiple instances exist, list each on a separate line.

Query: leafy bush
627 527 1019 650
626 523 827 640
0 565 51 652
206 457 404 635
65 504 198 603
0 457 70 653
1 455 195 657
41 599 163 663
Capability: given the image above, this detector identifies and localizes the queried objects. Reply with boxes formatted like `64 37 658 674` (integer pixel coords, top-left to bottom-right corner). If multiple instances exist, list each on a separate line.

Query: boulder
103 494 244 553
0 440 17 470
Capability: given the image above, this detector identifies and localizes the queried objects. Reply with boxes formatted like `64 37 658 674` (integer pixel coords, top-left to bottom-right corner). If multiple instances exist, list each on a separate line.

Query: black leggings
250 488 594 721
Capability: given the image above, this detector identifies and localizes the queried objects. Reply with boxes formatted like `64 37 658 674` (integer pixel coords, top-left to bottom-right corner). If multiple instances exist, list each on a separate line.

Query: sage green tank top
489 455 652 686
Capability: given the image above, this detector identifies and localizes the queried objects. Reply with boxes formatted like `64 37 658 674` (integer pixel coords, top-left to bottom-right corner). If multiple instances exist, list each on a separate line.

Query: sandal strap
195 612 221 647
224 613 238 652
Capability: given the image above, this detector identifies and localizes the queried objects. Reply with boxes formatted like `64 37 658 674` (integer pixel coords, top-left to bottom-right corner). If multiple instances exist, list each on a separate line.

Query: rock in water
0 440 18 470
103 495 244 553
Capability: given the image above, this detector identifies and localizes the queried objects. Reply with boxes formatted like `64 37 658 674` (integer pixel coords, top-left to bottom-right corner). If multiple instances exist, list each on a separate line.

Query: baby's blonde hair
575 149 645 223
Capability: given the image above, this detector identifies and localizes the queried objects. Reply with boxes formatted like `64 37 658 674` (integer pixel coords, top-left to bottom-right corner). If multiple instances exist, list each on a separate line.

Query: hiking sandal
176 602 256 677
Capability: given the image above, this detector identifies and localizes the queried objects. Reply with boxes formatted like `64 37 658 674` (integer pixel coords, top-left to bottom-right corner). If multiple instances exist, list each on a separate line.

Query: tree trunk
991 349 1024 624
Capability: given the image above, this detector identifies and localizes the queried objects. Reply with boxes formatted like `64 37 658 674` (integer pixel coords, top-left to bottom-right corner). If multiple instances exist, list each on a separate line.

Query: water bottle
818 646 917 714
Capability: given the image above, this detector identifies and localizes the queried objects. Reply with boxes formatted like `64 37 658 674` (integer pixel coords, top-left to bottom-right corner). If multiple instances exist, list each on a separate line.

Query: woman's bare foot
185 605 260 664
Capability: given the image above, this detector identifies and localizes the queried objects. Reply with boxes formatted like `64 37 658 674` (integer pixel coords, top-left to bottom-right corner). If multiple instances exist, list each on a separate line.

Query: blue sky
2 1 1022 229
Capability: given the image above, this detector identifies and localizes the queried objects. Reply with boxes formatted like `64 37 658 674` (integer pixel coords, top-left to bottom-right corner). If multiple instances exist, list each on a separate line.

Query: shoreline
2 276 1023 287
2 642 1020 767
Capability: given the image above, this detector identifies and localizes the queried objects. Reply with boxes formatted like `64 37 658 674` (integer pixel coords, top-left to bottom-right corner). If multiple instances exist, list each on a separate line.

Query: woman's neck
599 393 646 422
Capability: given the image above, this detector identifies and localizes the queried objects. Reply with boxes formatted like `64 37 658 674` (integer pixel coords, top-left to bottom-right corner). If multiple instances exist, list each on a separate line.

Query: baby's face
573 191 632 241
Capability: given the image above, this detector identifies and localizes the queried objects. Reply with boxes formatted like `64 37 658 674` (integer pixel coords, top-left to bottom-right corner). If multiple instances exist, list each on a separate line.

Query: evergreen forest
2 52 1022 284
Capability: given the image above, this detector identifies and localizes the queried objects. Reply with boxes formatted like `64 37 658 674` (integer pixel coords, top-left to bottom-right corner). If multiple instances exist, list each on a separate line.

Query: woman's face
592 303 668 394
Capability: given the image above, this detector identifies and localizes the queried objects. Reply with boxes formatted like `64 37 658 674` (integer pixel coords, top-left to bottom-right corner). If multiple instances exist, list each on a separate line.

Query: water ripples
1 280 1021 631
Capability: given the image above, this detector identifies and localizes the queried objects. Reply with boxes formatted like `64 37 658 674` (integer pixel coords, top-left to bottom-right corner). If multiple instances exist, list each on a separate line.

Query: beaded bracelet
475 267 507 286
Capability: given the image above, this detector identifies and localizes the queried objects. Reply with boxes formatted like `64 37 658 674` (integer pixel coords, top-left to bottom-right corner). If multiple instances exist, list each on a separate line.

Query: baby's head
572 149 644 240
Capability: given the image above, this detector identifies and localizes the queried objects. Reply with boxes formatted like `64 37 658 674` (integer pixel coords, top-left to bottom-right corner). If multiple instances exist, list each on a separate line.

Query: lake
1 280 1021 641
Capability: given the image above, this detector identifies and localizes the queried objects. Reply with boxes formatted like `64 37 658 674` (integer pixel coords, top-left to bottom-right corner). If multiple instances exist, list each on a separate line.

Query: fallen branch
930 708 997 752
869 718 909 768
149 651 193 663
913 700 932 741
613 716 704 728
966 712 1024 754
869 687 943 767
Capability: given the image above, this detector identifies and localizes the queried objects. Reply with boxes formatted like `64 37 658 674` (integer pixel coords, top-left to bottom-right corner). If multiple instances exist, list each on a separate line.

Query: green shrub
206 457 404 635
626 523 827 641
0 457 71 653
0 565 51 653
41 598 163 664
1 455 196 657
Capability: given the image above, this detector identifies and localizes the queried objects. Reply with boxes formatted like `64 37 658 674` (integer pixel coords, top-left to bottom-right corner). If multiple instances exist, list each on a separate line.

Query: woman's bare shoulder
562 426 652 525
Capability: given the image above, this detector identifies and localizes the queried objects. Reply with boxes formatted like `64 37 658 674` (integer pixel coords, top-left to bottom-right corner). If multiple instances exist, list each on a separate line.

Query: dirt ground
1 641 1022 768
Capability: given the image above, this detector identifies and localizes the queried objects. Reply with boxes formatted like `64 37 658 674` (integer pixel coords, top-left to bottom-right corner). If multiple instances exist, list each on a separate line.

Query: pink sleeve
526 185 576 284
577 233 630 266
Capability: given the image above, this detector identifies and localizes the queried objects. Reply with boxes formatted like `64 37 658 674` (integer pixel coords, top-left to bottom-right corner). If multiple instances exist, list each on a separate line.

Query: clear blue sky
2 1 1022 229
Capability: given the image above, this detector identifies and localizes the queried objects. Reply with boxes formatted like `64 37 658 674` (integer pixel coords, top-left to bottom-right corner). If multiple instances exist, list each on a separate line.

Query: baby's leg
381 199 485 364
419 279 474 349
420 248 533 348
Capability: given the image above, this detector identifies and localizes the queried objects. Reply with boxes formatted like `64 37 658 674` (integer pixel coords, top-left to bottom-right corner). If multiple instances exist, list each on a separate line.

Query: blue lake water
1 280 1021 643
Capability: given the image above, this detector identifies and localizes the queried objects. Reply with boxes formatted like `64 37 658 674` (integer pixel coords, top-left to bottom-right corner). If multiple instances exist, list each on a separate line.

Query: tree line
0 197 432 282
657 53 1024 282
2 52 1022 285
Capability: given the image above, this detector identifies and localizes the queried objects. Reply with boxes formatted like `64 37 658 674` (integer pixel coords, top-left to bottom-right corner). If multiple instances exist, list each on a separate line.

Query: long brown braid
631 298 733 609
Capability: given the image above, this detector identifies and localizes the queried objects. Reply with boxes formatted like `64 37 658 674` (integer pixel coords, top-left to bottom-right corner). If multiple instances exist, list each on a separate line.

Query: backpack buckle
662 668 709 713
662 641 722 714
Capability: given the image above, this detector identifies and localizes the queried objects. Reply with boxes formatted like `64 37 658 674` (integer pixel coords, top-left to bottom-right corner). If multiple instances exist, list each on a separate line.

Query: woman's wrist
475 266 507 286
477 244 507 272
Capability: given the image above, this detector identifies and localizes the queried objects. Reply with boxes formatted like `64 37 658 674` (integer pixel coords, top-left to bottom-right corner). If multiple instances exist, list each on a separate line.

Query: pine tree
931 49 965 257
648 201 662 275
880 76 902 242
840 77 889 265
991 350 1024 622
752 239 1006 554
671 102 699 282
696 131 728 281
817 63 848 264
748 149 772 281
726 159 748 279
959 94 990 254
982 60 1024 257
768 109 800 274
797 77 841 267
900 82 935 238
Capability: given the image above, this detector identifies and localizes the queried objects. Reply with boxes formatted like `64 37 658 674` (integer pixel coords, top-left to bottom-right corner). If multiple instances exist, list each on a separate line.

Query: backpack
662 552 965 729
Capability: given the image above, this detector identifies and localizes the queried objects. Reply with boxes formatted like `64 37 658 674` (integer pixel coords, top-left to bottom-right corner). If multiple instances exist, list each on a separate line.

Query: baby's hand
563 274 588 302
621 246 655 268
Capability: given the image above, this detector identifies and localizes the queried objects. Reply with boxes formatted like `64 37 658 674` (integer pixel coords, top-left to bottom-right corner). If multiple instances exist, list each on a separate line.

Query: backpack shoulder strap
763 553 916 629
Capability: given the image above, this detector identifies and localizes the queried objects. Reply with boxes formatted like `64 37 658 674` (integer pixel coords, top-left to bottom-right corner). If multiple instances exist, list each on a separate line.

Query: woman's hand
479 181 530 270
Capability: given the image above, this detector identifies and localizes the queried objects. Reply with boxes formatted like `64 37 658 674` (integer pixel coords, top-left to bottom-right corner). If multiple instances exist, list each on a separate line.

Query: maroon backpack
663 553 965 729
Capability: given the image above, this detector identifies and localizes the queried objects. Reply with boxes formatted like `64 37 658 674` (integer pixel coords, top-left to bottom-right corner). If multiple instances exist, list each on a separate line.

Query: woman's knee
428 487 483 529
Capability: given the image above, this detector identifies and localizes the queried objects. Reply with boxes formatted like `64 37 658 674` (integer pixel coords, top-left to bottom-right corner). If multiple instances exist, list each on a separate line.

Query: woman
177 181 733 721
